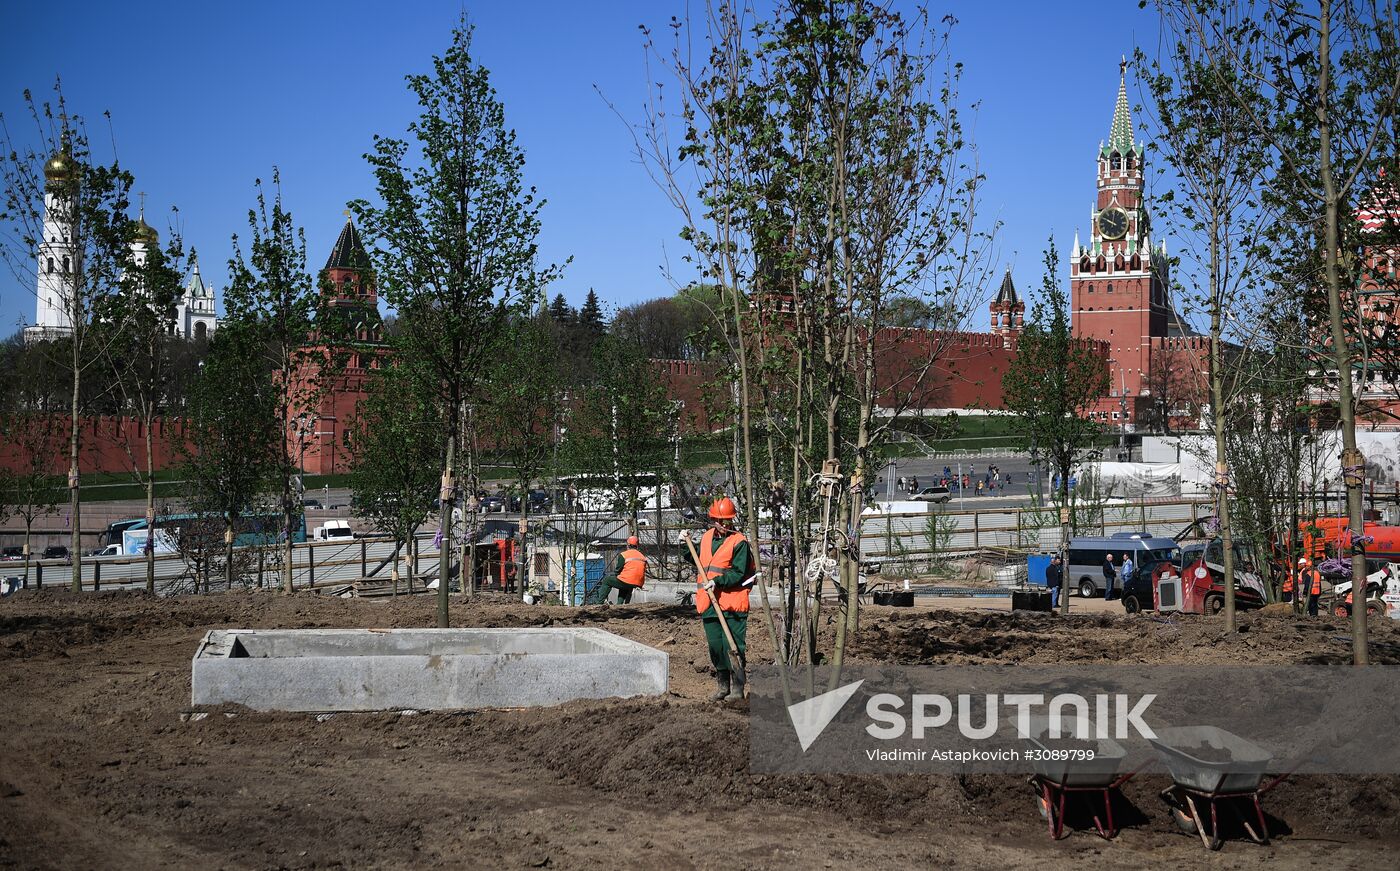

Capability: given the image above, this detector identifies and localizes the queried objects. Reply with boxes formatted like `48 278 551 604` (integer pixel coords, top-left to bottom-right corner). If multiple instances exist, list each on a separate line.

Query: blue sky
0 0 1164 334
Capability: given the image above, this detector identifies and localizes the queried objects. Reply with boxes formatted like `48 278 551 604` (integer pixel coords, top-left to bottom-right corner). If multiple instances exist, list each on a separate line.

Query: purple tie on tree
433 526 444 549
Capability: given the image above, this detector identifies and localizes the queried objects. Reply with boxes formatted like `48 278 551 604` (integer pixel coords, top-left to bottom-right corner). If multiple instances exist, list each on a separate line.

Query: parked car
1 546 23 561
302 498 323 510
88 544 121 557
313 520 355 542
41 545 71 561
479 494 506 513
911 486 952 504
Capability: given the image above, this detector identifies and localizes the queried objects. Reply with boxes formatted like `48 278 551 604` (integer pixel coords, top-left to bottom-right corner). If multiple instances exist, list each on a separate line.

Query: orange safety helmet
708 497 738 521
627 535 639 546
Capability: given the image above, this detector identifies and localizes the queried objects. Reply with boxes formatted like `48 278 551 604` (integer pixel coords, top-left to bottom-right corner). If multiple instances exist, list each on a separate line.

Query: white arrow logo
786 680 865 752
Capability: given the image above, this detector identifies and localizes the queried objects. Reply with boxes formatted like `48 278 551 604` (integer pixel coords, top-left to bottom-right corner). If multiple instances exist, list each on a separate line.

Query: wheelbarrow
1025 722 1137 840
1149 725 1290 851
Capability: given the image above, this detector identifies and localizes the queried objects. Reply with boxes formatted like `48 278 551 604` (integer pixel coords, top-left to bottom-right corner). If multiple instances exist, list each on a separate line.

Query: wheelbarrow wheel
1171 806 1197 834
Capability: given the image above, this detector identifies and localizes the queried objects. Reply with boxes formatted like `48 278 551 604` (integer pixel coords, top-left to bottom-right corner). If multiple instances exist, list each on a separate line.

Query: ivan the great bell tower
1070 59 1171 424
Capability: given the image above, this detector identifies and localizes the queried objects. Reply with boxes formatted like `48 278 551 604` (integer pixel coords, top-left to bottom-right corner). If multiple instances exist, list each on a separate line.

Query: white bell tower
25 147 80 342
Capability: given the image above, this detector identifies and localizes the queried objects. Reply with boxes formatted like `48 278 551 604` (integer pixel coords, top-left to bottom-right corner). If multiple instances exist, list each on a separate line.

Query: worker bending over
600 536 647 604
694 497 754 702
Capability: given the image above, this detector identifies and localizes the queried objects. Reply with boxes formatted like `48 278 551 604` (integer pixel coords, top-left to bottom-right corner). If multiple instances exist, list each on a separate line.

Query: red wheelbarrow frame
1029 766 1143 840
1159 770 1292 851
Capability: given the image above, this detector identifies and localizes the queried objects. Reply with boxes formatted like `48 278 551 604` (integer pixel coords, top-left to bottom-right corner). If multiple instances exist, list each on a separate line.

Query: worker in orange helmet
1298 556 1323 617
599 535 647 605
689 496 755 702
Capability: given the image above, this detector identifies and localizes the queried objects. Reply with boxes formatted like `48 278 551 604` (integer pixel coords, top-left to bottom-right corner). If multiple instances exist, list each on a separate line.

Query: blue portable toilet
567 554 606 606
1027 553 1053 588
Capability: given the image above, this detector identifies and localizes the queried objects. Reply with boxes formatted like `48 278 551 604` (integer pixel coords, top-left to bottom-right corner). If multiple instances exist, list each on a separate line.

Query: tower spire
1109 55 1133 154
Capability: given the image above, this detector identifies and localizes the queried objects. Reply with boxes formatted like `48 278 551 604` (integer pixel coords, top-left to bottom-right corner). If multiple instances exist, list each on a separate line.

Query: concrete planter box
191 627 668 712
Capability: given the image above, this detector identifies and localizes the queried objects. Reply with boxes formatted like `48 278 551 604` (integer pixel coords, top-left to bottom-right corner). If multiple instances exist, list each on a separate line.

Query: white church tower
24 146 80 343
177 256 217 339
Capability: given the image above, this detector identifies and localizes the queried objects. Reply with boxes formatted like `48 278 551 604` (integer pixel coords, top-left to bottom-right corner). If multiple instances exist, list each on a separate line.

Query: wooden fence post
973 512 980 550
93 561 100 592
360 540 367 578
308 543 315 588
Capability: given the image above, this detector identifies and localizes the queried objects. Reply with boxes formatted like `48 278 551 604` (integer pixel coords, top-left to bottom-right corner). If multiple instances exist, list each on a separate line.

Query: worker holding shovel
681 497 754 702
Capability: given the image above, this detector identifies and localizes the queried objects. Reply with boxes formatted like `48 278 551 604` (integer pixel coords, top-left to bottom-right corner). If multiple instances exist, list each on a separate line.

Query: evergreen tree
548 293 574 322
578 288 605 334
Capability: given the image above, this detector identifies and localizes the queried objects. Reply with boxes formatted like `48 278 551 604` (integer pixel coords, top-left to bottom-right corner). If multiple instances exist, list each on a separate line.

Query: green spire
1108 55 1133 154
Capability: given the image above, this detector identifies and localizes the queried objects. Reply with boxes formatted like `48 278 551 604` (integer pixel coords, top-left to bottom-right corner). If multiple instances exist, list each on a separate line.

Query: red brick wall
0 416 193 476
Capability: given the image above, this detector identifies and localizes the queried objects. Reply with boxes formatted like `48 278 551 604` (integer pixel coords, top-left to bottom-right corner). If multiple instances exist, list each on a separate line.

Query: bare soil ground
3 589 1400 869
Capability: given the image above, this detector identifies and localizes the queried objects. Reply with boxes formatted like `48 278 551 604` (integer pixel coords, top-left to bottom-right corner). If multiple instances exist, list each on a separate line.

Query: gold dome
134 213 159 244
43 152 75 181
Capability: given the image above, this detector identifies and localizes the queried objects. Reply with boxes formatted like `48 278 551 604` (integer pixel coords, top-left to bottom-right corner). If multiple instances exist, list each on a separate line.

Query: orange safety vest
618 548 647 587
1306 569 1323 596
1282 572 1295 594
695 529 752 615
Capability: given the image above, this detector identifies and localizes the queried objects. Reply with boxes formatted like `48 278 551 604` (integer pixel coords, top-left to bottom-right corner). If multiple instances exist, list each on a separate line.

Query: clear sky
0 0 1165 334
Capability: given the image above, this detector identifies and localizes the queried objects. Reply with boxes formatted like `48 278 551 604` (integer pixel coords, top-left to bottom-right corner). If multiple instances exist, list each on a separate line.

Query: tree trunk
224 520 235 591
1209 220 1237 631
69 360 82 593
23 522 34 590
1317 3 1368 665
145 420 156 596
437 433 455 628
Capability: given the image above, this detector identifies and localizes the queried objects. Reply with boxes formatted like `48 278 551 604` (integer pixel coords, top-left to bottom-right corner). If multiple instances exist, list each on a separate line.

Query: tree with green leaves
1140 33 1277 630
225 172 326 594
1154 0 1400 663
563 335 677 527
0 412 66 589
482 315 567 588
349 358 443 595
353 21 564 627
1002 240 1109 613
95 219 187 594
0 82 139 592
577 288 606 336
181 322 279 591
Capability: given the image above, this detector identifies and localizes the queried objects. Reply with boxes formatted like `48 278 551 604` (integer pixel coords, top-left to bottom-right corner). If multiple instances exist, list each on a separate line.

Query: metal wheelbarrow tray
1024 729 1135 840
1148 725 1287 851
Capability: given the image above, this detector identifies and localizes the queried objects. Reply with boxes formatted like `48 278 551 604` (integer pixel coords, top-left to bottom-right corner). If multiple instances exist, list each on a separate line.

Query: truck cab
313 520 354 542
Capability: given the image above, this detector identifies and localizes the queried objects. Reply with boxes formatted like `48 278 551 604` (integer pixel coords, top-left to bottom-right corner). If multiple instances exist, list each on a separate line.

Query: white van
313 520 354 542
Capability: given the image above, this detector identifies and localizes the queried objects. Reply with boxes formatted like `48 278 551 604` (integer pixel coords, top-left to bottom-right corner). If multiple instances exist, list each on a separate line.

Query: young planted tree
1141 37 1277 631
182 322 279 591
349 358 443 595
95 218 187 594
353 22 563 627
630 0 994 697
0 83 138 591
562 334 677 525
482 316 566 591
1002 240 1110 613
225 173 323 594
1157 0 1400 662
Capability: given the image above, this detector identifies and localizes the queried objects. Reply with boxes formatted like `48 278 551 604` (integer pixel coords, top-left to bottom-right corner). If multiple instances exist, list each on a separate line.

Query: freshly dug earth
3 591 1399 869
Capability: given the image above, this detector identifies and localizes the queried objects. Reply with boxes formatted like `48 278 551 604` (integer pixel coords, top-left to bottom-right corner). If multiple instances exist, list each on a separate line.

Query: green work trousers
702 611 748 673
601 577 637 604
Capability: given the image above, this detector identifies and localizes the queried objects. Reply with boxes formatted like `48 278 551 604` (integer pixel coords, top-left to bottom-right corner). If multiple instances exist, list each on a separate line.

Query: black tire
1079 579 1095 598
1205 594 1224 615
1122 594 1142 614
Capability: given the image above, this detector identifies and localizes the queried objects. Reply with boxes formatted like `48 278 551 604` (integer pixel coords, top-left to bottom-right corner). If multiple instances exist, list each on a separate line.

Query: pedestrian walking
897 475 906 493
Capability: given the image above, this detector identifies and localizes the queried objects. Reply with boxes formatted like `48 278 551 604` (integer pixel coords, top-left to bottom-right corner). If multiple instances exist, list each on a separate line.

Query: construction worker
1300 557 1323 617
693 497 754 702
599 536 647 604
1281 560 1297 603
